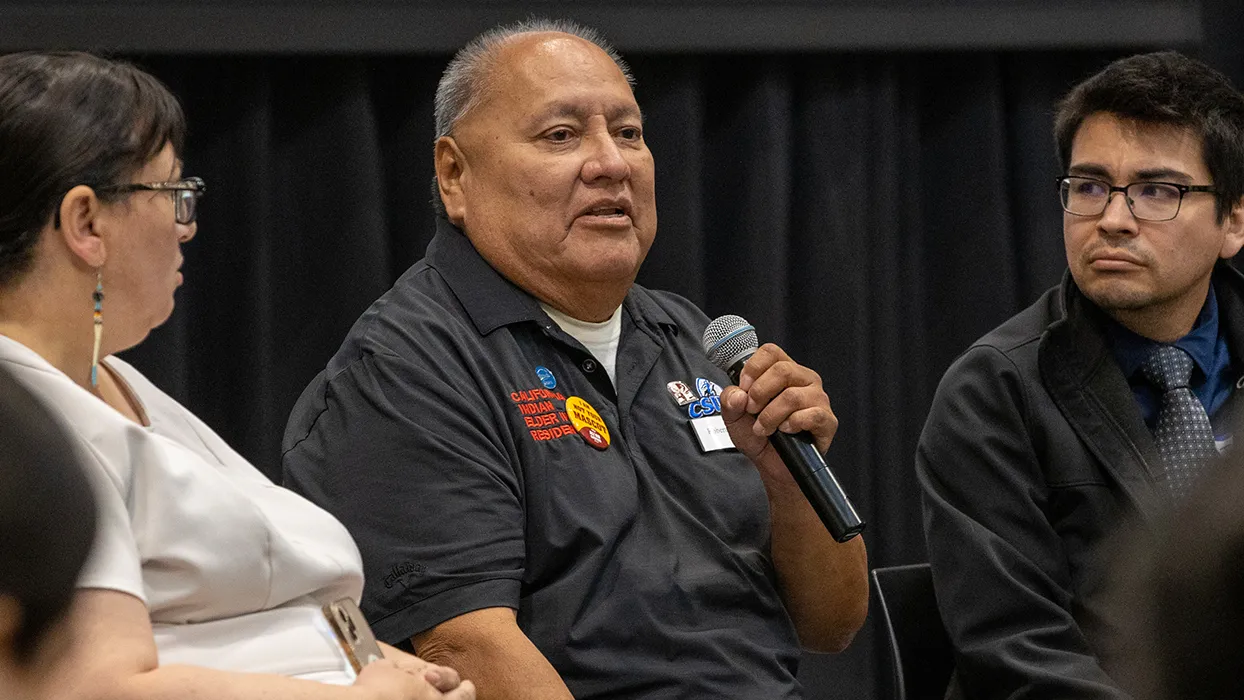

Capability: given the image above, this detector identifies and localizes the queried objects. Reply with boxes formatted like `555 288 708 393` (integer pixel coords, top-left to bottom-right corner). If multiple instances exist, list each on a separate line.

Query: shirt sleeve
75 442 147 603
282 349 525 644
916 345 1130 699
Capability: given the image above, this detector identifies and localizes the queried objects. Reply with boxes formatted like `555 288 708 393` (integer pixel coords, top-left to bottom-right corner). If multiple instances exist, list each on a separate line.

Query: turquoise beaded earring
90 270 104 387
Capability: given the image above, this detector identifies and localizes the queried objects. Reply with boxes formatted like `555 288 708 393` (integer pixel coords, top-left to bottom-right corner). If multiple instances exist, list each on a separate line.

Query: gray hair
434 18 634 140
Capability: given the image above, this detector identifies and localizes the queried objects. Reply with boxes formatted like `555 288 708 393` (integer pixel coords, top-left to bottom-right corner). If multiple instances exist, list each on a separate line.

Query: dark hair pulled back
0 51 185 286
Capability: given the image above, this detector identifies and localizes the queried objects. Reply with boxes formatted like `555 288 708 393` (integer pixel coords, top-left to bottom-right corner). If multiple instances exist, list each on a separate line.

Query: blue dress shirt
1107 286 1235 437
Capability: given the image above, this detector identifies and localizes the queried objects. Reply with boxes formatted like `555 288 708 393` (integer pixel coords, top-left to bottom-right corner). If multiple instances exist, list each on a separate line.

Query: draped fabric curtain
120 49 1136 699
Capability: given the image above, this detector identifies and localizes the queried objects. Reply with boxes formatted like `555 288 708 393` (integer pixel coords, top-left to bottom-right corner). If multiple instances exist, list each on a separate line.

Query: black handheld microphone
702 315 865 543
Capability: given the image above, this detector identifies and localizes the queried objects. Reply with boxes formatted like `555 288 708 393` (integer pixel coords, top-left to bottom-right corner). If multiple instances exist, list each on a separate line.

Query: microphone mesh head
702 315 759 371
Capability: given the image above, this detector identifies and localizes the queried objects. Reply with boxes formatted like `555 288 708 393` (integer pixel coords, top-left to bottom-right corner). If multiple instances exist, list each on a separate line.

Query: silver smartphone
322 597 385 672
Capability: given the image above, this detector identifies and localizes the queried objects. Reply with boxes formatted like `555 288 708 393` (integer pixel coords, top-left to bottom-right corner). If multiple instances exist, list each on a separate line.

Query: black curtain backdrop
116 49 1154 699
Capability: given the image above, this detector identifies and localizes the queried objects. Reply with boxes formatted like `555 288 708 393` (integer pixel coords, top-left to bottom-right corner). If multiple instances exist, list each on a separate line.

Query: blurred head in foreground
0 366 97 700
1110 454 1244 699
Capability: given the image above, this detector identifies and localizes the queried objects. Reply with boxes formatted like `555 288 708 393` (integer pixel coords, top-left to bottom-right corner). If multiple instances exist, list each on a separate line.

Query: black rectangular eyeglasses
1055 175 1214 222
95 176 207 225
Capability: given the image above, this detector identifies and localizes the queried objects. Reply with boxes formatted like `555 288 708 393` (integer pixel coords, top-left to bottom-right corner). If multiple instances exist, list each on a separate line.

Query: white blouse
0 336 363 683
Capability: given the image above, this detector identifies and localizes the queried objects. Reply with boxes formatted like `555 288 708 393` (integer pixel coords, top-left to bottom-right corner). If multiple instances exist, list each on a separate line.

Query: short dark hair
0 366 97 665
1054 51 1244 224
0 51 186 286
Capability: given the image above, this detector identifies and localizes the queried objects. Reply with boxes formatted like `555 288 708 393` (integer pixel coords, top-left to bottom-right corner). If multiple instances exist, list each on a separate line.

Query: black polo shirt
282 220 802 699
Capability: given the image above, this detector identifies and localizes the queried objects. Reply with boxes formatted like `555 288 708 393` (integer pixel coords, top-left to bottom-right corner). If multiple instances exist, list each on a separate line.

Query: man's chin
570 246 646 282
1080 280 1156 313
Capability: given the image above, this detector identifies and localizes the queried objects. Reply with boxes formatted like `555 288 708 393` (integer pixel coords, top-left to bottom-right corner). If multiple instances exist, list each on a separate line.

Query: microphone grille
702 314 759 371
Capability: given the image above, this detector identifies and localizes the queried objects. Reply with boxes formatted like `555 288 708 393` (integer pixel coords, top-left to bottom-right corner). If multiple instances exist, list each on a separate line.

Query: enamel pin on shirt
567 396 610 450
667 380 697 406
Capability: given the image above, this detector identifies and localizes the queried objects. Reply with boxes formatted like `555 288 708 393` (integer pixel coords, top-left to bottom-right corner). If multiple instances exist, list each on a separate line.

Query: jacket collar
424 217 676 337
1211 262 1244 367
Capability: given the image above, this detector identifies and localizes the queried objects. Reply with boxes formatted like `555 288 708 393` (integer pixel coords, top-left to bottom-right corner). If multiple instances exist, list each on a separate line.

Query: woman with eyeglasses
0 52 474 700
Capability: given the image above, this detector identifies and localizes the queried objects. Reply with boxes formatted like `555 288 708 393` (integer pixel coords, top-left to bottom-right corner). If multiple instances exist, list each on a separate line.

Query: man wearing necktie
917 51 1244 699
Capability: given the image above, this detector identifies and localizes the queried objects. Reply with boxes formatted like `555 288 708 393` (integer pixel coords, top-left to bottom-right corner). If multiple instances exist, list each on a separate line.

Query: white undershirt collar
540 303 623 388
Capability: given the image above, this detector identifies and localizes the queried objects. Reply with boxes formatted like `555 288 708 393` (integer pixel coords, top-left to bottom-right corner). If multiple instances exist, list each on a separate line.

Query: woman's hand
353 658 475 700
378 642 465 692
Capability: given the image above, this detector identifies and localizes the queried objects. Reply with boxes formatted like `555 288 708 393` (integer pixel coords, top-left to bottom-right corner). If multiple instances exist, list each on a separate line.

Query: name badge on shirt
690 415 734 452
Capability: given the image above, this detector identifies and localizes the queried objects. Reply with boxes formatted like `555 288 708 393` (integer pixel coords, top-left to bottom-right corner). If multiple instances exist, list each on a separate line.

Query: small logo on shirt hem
383 561 426 588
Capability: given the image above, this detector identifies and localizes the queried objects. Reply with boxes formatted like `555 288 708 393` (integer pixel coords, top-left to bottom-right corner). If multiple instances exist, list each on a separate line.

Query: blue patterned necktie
1141 345 1217 500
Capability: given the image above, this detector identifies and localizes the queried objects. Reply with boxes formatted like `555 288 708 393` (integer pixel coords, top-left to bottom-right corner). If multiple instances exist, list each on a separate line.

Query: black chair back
871 563 954 700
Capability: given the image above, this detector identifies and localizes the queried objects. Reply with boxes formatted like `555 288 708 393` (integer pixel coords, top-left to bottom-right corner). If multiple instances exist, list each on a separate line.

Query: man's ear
434 136 468 227
56 185 107 268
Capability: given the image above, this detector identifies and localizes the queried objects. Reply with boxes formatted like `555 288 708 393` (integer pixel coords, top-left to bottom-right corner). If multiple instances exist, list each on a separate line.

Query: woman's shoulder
0 335 75 389
0 340 145 497
0 337 123 430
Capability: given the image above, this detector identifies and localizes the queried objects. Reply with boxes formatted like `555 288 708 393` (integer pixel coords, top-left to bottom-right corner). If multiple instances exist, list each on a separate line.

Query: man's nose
582 131 630 182
1097 190 1138 235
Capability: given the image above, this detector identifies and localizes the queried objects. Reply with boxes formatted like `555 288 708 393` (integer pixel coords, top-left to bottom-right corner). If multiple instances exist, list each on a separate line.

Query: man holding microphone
283 18 866 700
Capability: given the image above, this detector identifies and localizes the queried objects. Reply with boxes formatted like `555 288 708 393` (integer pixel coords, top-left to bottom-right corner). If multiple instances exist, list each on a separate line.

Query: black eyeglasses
1056 175 1214 222
95 176 207 225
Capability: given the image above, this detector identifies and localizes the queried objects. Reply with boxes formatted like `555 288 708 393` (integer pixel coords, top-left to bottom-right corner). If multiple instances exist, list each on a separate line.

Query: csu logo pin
687 394 722 419
686 378 723 418
535 366 557 390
